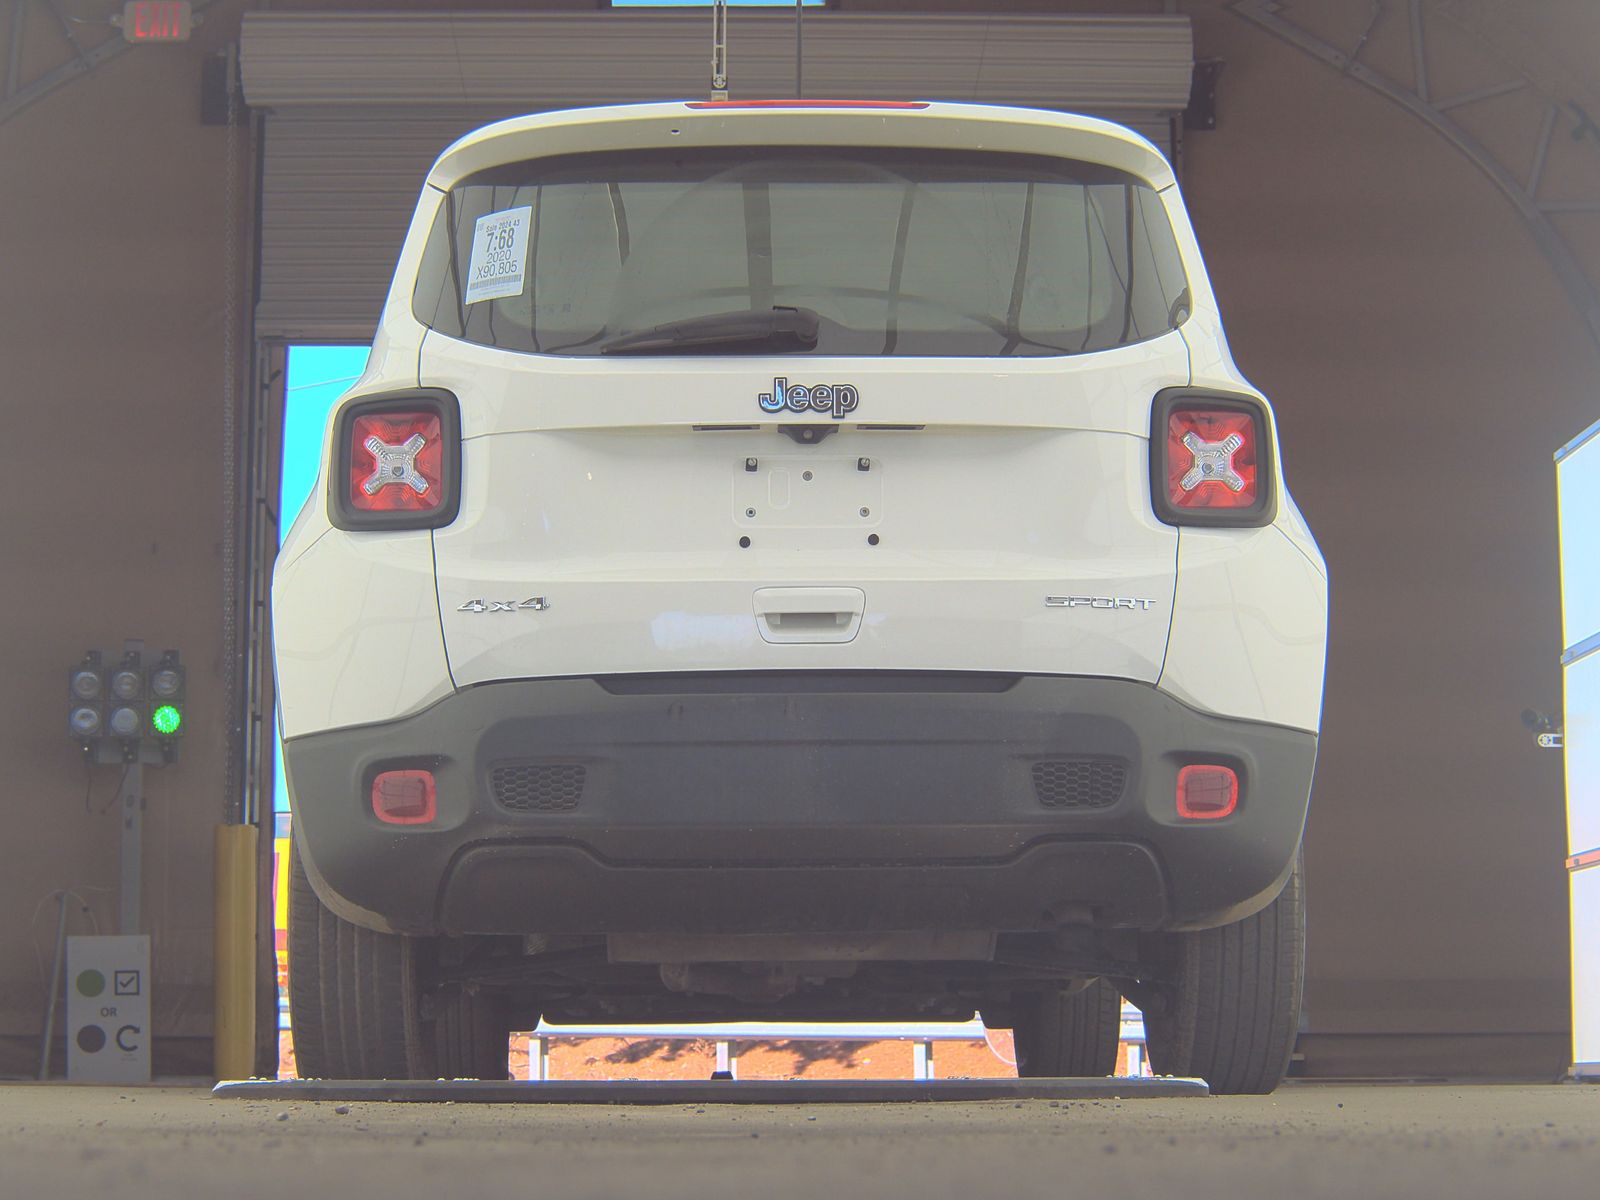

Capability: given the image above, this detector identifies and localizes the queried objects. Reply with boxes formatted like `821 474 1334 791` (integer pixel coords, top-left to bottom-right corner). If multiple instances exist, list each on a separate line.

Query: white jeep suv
272 100 1327 1094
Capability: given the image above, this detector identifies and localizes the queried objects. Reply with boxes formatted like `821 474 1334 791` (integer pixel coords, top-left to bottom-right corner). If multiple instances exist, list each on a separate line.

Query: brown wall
1183 0 1594 1074
0 3 252 1074
0 0 1593 1078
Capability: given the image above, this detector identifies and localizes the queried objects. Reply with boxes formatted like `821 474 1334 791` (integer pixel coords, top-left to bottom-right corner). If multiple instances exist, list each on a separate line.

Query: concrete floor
2 1082 1596 1200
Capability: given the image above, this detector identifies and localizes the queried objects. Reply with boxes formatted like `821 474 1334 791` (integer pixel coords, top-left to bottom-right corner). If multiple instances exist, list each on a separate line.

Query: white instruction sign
66 935 151 1084
464 205 533 305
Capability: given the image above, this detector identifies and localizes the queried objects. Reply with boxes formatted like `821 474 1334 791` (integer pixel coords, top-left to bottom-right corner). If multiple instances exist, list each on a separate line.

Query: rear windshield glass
412 147 1190 358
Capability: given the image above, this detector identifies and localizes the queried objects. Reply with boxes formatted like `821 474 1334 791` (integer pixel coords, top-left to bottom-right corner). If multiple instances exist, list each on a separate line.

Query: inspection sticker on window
464 205 533 305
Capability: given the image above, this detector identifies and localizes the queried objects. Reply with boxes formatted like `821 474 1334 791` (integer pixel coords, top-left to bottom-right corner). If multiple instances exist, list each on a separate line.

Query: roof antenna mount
795 0 804 99
710 0 729 101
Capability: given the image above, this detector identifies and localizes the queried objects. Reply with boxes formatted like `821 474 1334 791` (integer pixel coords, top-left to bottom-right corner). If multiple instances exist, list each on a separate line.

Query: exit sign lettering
121 1 192 43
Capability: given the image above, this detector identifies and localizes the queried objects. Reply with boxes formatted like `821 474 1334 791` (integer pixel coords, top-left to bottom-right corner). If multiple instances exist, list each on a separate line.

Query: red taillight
330 392 460 531
1150 391 1274 528
1166 408 1259 510
349 411 444 513
1176 765 1238 820
372 770 437 825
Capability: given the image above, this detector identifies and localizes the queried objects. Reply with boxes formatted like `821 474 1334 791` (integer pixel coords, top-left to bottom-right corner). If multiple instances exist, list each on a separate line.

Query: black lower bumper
283 674 1316 938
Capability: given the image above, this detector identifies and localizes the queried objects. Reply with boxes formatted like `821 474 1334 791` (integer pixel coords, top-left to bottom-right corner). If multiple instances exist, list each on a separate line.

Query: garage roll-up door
255 108 521 342
242 11 1194 342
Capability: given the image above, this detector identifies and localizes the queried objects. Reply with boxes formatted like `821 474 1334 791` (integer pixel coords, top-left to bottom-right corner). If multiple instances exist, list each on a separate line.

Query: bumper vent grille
1031 759 1127 810
490 763 587 813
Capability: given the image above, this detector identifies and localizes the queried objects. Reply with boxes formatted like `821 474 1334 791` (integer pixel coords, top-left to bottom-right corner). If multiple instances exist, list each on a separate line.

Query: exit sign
121 1 192 42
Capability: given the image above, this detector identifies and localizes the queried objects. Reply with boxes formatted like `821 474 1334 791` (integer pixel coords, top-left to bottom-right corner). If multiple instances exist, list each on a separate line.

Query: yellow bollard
213 823 259 1081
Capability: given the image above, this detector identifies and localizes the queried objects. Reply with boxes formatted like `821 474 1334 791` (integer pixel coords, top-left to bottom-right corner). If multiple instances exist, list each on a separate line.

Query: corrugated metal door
242 11 1194 342
255 108 520 341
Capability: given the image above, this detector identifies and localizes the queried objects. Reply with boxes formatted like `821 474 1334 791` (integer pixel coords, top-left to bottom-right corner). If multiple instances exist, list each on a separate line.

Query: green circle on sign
76 969 105 997
152 705 182 736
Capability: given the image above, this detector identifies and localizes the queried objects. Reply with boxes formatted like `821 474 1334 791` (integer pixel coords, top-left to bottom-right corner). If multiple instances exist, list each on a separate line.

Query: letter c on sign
116 1025 141 1052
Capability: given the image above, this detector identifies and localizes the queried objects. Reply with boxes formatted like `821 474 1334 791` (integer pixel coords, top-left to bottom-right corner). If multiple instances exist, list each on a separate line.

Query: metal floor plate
214 1076 1208 1104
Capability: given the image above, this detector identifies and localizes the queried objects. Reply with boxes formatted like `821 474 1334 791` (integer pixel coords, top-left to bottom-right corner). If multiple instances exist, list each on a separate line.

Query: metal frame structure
235 342 280 832
516 1011 1150 1082
0 0 220 126
525 1020 1003 1084
1231 0 1600 353
709 0 728 101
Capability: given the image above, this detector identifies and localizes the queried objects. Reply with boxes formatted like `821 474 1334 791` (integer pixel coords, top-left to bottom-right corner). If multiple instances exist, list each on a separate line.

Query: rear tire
1012 977 1121 1077
432 984 512 1081
288 843 512 1079
1142 853 1305 1095
288 841 429 1079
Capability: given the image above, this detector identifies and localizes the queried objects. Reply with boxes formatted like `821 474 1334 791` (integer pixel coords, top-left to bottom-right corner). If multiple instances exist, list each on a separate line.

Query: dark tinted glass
412 147 1190 358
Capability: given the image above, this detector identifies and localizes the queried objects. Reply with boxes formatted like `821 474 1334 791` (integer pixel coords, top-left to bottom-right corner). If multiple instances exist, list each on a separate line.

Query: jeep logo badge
758 377 860 420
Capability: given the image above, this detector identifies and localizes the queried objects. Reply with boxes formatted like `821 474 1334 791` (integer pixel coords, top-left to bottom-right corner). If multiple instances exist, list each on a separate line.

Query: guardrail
519 1007 1148 1081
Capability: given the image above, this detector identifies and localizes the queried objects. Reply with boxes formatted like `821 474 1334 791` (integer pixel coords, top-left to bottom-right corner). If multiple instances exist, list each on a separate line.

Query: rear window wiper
598 306 820 356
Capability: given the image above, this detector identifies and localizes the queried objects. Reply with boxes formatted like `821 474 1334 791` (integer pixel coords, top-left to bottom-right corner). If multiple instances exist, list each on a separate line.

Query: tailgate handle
753 587 865 645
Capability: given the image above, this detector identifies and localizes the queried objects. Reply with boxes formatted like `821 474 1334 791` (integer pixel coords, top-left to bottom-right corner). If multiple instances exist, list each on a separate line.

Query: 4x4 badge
758 377 860 420
458 597 550 613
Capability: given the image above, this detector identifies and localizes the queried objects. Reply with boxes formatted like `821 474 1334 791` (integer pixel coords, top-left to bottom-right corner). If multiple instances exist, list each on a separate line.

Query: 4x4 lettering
458 597 551 614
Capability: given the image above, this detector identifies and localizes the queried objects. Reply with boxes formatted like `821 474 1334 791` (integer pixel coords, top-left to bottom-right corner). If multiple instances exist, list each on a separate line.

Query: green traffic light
151 705 183 736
